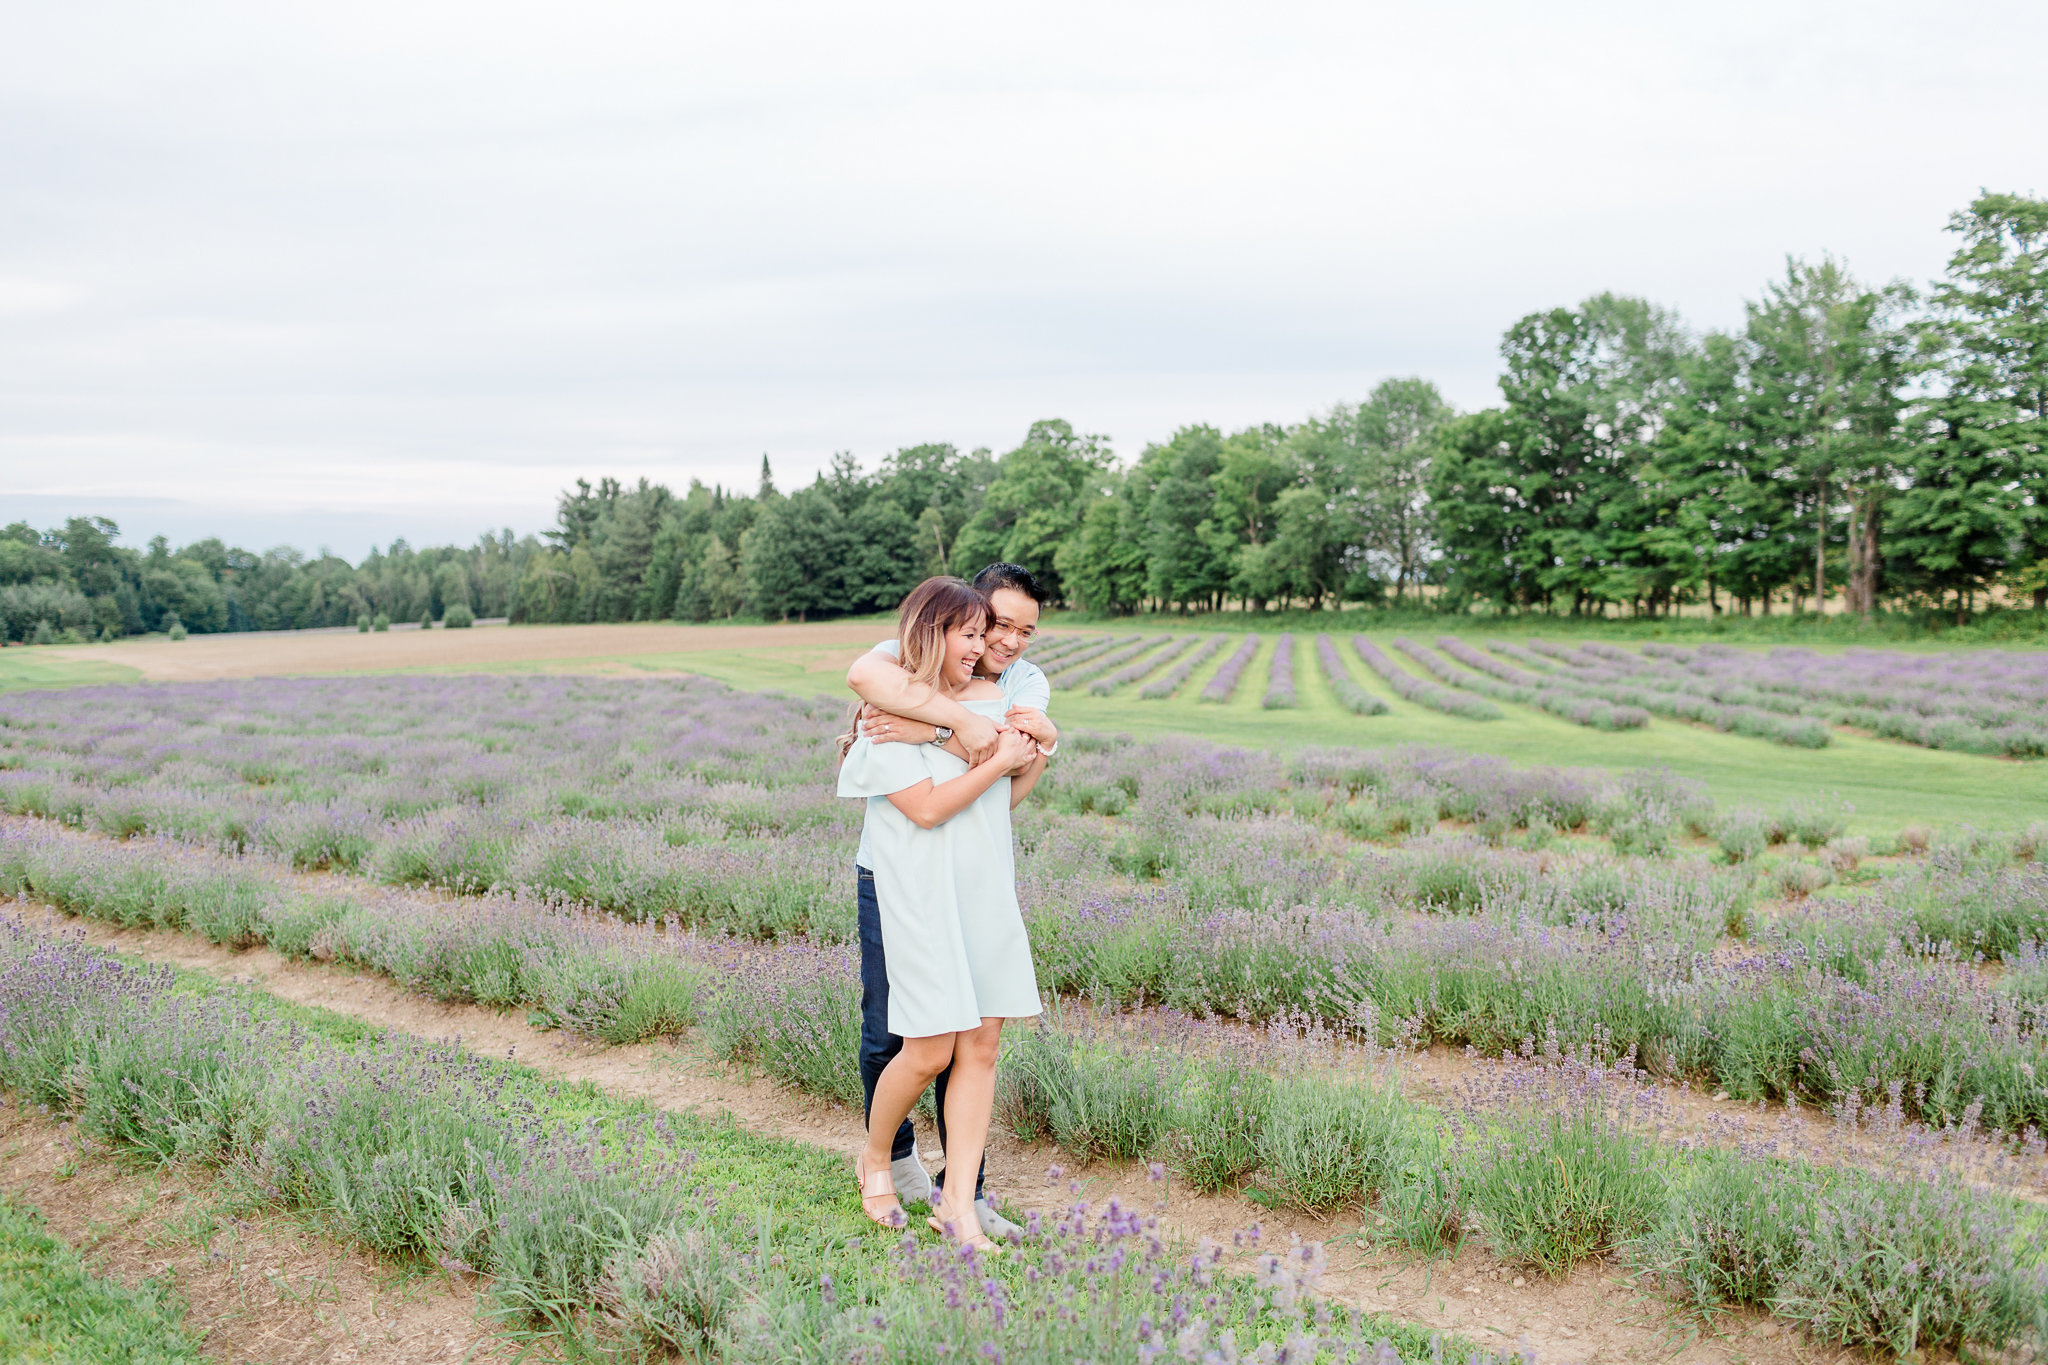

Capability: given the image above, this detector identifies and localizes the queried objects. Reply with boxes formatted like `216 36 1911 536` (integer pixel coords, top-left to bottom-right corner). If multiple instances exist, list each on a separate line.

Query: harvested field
36 619 887 683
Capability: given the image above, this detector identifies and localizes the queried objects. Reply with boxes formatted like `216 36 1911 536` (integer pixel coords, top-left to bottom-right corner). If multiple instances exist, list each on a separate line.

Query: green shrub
1373 1126 1466 1256
997 1024 1181 1161
531 944 708 1044
1779 794 1851 848
167 621 187 641
357 613 372 632
1773 860 1830 898
1647 1158 2048 1358
1253 1073 1411 1212
1461 1082 1667 1273
372 613 390 631
444 603 475 628
1713 806 1772 861
260 894 352 959
1167 1059 1272 1192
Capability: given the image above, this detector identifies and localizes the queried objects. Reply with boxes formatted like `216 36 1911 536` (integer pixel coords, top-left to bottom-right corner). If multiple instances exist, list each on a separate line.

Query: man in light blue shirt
843 562 1056 1240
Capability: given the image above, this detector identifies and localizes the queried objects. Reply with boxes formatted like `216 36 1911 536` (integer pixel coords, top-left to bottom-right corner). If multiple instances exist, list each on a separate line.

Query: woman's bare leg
862 1033 956 1186
933 1017 1002 1238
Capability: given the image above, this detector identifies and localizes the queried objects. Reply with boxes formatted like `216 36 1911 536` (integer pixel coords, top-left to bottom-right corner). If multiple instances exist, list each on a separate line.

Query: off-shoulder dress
835 695 1041 1038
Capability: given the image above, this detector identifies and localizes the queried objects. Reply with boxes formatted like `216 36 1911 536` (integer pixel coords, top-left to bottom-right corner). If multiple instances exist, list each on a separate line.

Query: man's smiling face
976 586 1040 677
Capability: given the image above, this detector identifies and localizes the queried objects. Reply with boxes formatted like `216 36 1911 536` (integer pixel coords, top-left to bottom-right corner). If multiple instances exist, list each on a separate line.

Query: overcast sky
2 1 2043 558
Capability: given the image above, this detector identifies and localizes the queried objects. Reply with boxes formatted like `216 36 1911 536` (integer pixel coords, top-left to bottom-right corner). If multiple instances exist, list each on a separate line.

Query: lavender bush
1090 634 1197 696
1260 634 1298 709
1638 641 2048 757
1140 633 1229 699
1424 636 1651 730
1055 636 1173 689
1199 635 1260 703
1519 640 1833 748
1314 634 1390 716
1039 634 1144 684
1351 637 1502 721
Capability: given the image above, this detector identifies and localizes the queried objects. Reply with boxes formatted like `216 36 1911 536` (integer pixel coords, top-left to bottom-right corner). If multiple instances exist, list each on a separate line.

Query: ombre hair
836 576 989 759
894 576 990 690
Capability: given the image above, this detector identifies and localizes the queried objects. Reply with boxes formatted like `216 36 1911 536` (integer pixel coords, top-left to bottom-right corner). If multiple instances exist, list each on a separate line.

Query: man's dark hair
972 562 1047 606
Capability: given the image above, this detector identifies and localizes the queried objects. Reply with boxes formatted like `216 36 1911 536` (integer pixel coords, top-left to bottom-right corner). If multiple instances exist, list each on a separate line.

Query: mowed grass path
9 619 2045 832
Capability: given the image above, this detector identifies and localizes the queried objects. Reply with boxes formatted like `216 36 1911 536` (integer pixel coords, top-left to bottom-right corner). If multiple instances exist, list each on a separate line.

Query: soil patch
0 1101 518 1365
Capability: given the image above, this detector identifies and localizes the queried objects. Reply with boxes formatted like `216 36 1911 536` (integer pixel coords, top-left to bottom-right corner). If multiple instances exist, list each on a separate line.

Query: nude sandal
855 1155 904 1228
927 1213 1005 1256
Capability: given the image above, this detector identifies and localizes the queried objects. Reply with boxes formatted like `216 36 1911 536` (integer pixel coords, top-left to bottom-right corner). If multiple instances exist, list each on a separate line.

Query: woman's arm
1008 751 1047 807
885 756 1010 830
886 728 1036 828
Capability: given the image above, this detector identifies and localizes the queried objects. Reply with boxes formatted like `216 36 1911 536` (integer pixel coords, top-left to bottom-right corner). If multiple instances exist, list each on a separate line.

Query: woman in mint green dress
838 577 1045 1254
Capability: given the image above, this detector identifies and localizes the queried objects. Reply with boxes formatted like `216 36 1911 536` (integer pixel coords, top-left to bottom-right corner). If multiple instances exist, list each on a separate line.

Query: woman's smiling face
941 615 987 689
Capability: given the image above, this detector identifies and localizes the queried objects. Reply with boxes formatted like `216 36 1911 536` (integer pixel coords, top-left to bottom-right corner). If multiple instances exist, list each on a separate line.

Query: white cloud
0 0 2043 551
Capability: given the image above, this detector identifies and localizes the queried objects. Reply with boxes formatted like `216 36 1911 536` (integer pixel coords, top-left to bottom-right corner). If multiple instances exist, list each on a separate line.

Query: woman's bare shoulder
958 679 1004 701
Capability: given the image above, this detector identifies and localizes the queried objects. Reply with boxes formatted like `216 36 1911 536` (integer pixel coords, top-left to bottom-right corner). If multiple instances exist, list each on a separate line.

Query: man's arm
1008 751 1048 807
1004 705 1059 752
1003 661 1058 752
846 648 1000 762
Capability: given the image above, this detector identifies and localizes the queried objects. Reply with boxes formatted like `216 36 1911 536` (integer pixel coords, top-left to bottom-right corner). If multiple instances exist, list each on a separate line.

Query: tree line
3 191 2040 643
0 523 527 643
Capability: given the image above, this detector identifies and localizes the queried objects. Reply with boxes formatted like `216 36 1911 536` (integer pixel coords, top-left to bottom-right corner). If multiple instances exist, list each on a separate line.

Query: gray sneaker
975 1196 1023 1242
891 1151 934 1205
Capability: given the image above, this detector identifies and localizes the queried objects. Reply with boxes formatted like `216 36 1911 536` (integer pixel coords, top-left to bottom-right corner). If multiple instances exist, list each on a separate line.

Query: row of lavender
0 676 1770 934
1553 640 2048 756
1399 638 1650 732
6 809 2043 1137
4 846 2043 1356
1510 640 1835 747
0 916 1443 1363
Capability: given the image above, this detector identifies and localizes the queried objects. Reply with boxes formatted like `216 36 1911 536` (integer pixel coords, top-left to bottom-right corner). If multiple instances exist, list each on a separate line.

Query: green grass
1030 627 2048 834
0 1192 209 1364
0 652 141 695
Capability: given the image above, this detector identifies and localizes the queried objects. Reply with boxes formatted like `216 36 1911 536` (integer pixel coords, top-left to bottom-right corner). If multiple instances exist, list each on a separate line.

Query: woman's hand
989 727 1037 772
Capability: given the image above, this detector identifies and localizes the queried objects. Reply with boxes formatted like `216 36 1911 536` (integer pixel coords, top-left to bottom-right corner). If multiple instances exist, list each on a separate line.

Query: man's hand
956 711 1001 765
859 704 938 746
1005 706 1059 752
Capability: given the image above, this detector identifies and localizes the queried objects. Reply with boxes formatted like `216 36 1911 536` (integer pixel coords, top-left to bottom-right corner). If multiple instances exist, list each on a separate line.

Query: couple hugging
836 562 1059 1256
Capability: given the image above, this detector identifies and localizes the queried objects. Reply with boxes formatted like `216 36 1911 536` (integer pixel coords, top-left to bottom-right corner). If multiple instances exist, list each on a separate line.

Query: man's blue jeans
857 865 984 1199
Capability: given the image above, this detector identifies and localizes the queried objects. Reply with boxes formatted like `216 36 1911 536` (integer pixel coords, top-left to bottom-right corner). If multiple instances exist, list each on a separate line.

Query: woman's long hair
838 577 989 759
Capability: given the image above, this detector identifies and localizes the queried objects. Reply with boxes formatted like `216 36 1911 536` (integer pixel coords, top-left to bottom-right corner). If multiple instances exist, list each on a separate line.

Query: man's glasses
988 620 1036 643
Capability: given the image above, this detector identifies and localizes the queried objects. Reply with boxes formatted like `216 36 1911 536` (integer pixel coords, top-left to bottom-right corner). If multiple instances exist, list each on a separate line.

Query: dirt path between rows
42 913 1856 1365
0 1101 518 1365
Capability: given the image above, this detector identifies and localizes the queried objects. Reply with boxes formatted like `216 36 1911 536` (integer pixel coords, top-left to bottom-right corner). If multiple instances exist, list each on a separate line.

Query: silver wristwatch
931 726 954 745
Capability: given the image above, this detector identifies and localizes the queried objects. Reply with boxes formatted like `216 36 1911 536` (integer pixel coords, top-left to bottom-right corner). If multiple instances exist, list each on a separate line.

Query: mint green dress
836 696 1042 1037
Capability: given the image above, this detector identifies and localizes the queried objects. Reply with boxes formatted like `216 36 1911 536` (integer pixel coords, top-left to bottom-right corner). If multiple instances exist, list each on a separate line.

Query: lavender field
3 670 2047 1359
